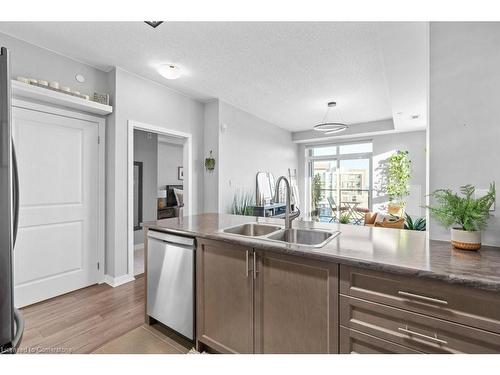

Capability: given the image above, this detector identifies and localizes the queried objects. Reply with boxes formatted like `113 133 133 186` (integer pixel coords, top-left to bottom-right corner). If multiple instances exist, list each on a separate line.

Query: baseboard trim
134 243 144 251
104 274 135 288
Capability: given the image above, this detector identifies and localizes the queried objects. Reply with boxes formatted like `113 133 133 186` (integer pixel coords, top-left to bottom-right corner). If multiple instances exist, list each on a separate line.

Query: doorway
127 120 192 280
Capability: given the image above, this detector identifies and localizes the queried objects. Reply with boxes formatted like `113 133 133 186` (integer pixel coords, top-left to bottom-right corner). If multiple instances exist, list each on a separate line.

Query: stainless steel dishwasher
147 230 195 340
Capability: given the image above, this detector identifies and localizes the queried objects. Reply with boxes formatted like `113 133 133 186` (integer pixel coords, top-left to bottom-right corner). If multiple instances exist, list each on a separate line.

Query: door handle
12 143 19 247
398 325 448 345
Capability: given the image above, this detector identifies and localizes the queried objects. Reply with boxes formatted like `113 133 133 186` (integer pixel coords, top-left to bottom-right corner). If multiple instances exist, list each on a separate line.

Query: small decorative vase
451 228 481 250
205 150 216 171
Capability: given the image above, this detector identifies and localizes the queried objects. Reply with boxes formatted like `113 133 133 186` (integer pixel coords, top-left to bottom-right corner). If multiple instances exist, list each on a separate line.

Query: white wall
430 22 500 246
203 100 220 213
133 130 158 245
157 141 183 187
218 101 299 213
106 67 204 278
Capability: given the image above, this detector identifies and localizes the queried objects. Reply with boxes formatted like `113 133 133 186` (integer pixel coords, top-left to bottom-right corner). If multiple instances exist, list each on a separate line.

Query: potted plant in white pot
426 183 496 250
386 150 411 216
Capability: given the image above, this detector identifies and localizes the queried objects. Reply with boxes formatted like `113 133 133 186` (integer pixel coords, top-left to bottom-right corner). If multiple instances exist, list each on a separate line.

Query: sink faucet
274 176 300 229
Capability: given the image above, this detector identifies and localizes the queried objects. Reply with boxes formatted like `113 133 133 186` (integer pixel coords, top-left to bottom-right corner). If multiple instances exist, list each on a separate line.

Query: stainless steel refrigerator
0 46 24 354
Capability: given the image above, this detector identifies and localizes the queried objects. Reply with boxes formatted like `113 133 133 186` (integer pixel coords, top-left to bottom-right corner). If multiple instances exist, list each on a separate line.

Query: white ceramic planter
450 228 481 250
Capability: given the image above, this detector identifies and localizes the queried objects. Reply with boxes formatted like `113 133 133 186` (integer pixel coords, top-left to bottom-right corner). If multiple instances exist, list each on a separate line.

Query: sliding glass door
308 142 372 223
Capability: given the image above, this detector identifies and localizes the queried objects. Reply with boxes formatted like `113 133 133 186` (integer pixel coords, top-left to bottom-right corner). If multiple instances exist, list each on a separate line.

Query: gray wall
0 32 110 96
106 67 204 277
203 100 220 213
430 22 500 246
158 141 183 187
219 101 299 213
133 130 158 245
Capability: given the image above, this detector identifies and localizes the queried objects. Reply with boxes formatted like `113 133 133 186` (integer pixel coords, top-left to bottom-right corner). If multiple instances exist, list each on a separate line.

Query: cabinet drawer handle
245 250 249 277
398 291 448 305
253 252 258 279
398 325 448 345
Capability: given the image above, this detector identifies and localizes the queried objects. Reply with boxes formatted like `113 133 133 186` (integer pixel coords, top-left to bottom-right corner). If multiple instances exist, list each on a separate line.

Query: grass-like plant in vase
386 150 411 217
339 213 350 224
231 191 254 216
426 183 495 250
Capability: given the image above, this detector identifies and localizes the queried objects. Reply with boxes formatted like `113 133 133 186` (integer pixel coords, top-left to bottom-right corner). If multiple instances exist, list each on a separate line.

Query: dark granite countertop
144 213 500 292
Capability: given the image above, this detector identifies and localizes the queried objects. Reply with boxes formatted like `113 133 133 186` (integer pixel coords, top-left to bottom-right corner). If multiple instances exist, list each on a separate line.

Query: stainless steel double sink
221 223 339 248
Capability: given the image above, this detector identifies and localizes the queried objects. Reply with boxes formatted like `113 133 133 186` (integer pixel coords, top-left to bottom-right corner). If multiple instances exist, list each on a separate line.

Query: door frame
11 98 106 285
127 120 193 280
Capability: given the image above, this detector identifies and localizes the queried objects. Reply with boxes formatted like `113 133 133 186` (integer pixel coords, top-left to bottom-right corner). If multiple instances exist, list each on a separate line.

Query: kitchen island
144 213 500 354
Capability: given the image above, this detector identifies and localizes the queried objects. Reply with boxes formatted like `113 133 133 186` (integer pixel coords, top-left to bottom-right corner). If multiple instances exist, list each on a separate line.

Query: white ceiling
0 22 428 132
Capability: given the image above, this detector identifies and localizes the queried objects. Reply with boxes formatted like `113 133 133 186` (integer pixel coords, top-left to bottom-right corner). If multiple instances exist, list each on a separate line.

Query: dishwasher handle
147 230 195 247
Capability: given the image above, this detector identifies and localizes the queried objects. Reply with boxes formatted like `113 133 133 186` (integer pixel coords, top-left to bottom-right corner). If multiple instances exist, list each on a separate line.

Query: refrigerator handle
11 308 24 351
12 143 19 247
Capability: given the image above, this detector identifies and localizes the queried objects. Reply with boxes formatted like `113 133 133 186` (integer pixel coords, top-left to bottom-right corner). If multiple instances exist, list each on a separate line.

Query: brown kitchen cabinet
196 238 339 353
339 265 500 354
195 239 500 354
254 250 338 353
196 239 254 353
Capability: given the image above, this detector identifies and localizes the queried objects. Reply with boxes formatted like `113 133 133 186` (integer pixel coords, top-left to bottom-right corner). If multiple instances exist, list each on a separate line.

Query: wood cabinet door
254 251 339 353
196 239 254 353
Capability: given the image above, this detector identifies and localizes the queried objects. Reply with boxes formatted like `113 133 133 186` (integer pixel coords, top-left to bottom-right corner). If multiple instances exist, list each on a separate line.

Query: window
311 145 337 157
307 141 372 224
339 142 372 155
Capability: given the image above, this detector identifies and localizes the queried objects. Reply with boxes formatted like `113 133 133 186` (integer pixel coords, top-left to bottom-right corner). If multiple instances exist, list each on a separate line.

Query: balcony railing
313 188 371 222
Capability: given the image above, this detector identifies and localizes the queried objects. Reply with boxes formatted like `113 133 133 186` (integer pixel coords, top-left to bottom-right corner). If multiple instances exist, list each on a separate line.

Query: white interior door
12 106 99 307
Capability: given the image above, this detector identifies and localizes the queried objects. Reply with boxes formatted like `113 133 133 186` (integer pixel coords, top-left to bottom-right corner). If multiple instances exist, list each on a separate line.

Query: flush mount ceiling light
144 21 164 28
313 101 348 135
157 64 182 80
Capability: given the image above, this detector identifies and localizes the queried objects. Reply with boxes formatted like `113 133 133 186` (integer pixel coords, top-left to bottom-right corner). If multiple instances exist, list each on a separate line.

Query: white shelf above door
11 80 113 115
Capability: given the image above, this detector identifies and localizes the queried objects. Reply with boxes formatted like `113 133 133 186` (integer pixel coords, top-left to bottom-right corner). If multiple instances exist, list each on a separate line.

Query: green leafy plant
426 183 495 231
386 150 411 206
311 173 323 216
404 213 426 231
231 191 254 216
339 213 350 224
205 150 216 171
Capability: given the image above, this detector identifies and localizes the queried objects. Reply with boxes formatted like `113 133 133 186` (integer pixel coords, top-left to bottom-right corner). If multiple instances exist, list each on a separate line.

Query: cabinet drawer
340 265 500 334
340 327 422 354
340 295 500 353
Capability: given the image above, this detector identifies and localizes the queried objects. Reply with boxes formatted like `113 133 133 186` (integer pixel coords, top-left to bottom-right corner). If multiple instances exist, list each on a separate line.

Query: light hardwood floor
93 324 192 354
19 275 146 353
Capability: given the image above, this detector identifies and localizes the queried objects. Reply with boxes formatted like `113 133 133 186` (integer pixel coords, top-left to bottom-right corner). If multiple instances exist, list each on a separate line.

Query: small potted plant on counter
426 183 495 250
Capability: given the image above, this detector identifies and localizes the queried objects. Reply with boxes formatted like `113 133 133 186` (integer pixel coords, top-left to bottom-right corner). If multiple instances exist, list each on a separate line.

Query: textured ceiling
0 22 427 132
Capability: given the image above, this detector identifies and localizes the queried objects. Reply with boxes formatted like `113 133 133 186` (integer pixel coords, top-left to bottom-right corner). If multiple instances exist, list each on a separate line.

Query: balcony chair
327 196 346 222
